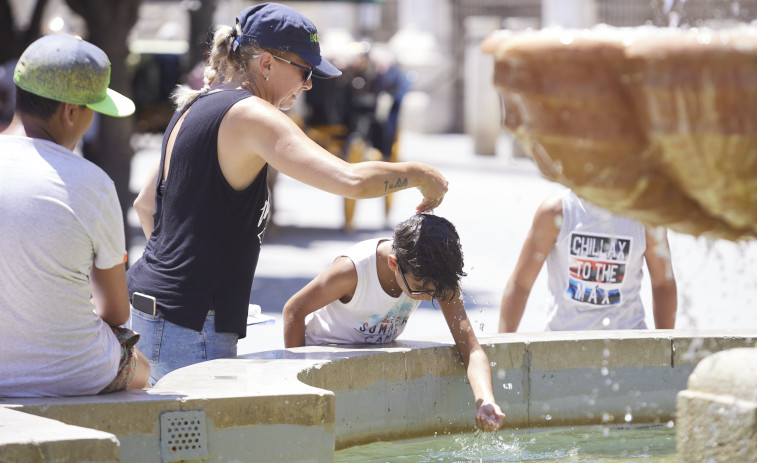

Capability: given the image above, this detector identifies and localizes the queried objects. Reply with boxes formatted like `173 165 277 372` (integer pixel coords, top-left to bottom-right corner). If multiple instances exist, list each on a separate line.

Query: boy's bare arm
499 195 562 332
133 160 159 239
644 227 678 329
90 263 130 327
440 296 505 431
282 257 358 348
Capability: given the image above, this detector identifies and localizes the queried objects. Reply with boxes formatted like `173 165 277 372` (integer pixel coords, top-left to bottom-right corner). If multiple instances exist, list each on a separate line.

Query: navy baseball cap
233 3 341 79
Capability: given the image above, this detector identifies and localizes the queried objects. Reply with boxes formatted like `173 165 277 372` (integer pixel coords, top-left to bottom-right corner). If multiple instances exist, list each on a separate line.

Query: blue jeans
129 308 238 385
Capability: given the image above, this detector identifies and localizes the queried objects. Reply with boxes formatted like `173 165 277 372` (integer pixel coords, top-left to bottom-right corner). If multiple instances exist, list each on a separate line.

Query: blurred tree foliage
0 0 141 251
66 0 142 253
186 0 217 76
0 0 50 62
1 0 221 254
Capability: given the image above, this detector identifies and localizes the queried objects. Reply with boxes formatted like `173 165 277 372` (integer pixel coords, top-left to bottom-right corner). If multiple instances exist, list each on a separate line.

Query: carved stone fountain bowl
483 25 757 241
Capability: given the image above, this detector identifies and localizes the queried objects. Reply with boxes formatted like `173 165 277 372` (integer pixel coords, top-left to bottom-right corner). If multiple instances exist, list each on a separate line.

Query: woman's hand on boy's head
416 191 444 213
417 198 440 213
416 164 448 212
476 401 505 432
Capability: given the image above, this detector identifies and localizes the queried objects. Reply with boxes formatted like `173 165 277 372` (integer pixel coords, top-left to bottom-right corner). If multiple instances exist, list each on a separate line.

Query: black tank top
127 89 269 337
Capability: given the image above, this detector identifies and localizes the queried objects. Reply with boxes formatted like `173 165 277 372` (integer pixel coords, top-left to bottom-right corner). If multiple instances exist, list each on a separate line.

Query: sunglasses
397 262 434 297
272 55 313 84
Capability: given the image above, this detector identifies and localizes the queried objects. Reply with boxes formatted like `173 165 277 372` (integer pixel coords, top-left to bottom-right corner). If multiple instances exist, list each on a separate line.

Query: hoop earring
264 75 269 81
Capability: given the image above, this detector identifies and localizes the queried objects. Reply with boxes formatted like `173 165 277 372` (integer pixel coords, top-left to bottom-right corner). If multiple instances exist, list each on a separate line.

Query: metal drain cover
160 410 208 462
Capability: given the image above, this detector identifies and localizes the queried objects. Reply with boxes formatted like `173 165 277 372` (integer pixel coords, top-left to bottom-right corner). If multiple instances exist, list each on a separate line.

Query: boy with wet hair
392 213 465 303
283 213 504 431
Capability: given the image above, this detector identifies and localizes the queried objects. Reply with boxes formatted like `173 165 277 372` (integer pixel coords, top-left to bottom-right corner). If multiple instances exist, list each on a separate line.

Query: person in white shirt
499 189 677 333
0 34 149 396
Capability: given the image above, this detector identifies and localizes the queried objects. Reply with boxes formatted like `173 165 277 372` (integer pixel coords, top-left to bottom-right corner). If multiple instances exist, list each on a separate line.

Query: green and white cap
14 34 135 117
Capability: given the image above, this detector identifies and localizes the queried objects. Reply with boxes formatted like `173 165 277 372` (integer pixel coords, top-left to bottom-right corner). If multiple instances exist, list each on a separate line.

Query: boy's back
0 135 125 397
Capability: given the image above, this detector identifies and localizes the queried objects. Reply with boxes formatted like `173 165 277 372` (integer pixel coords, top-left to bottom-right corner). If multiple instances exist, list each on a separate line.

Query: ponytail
171 25 241 110
170 24 284 110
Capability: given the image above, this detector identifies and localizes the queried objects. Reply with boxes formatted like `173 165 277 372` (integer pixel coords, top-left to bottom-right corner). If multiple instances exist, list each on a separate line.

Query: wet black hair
392 213 466 302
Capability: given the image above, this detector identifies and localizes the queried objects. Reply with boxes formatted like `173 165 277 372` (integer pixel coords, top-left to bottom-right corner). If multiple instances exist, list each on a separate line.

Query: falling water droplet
560 33 574 45
697 29 712 45
554 160 563 175
669 11 680 28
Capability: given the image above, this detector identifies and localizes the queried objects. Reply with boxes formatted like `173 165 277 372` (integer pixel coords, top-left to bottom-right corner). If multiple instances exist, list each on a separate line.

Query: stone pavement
127 131 757 355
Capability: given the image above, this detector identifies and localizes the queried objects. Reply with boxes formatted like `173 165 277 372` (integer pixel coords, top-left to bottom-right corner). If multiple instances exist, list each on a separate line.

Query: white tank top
545 190 648 330
305 238 420 345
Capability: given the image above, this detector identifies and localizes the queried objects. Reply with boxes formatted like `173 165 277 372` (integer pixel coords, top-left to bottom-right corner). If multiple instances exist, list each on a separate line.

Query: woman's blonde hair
171 24 290 110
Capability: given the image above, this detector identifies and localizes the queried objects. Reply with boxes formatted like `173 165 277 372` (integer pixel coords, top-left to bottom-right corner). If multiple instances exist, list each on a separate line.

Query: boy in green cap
0 34 149 396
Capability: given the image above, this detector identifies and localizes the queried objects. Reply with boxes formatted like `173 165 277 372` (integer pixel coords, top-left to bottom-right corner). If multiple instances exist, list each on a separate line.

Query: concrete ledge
1 330 755 462
0 407 119 463
1 358 336 463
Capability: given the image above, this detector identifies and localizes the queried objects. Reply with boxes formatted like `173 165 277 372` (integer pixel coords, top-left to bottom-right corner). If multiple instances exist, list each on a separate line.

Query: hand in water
476 401 505 432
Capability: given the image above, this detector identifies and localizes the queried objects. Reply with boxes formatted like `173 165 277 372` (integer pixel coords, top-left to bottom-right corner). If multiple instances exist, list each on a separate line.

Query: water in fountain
336 424 676 462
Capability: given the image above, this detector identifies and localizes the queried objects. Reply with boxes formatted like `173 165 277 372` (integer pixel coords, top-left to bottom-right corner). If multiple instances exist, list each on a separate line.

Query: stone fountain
482 25 757 462
482 25 757 241
0 24 755 463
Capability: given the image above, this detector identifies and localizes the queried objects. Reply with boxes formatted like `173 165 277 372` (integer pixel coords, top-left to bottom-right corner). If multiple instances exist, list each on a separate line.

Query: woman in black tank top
127 3 450 384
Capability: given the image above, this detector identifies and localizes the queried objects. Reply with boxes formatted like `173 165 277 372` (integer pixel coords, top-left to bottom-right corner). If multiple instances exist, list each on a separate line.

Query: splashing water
335 426 676 462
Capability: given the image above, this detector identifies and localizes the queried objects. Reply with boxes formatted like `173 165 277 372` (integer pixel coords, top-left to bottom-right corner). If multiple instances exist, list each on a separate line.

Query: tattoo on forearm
384 177 409 191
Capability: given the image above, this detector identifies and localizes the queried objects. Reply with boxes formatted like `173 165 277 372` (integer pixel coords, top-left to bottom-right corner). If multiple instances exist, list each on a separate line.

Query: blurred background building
3 0 756 332
3 0 757 250
5 0 757 137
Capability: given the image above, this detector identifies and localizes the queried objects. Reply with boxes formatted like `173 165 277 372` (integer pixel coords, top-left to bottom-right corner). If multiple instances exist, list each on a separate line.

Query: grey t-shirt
0 135 126 397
